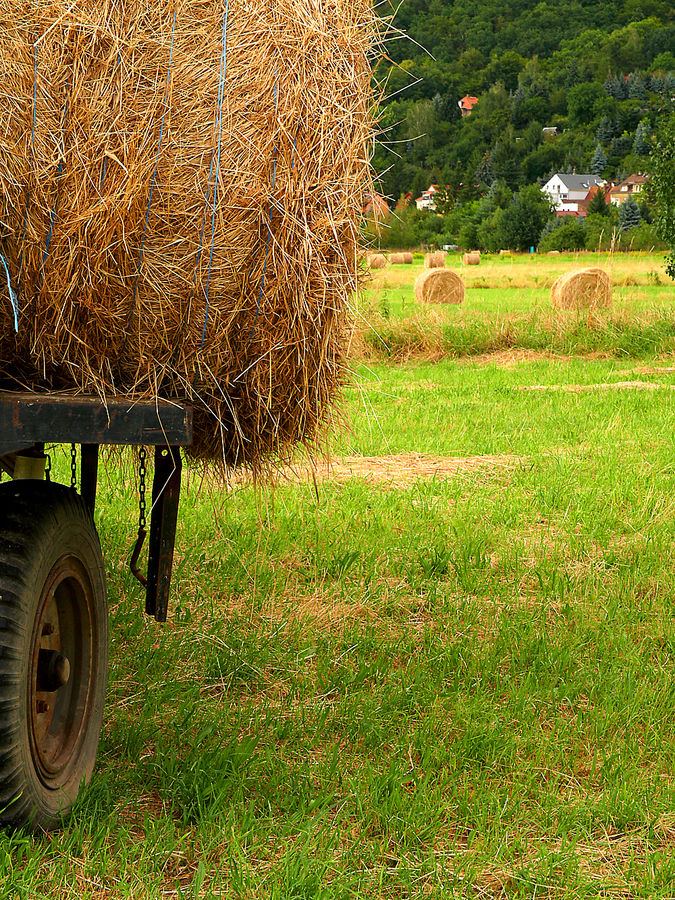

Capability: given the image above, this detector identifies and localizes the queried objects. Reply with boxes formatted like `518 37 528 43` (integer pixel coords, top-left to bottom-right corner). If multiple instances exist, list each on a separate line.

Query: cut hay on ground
276 452 524 488
551 268 612 310
367 253 387 269
463 251 481 265
389 253 414 265
424 251 446 268
414 268 464 305
0 0 378 468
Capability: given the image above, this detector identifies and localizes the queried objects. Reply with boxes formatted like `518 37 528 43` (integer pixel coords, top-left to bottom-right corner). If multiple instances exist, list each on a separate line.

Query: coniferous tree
626 72 647 101
587 186 610 216
591 144 607 174
596 116 617 142
603 73 624 99
475 151 495 187
633 120 651 156
618 196 641 230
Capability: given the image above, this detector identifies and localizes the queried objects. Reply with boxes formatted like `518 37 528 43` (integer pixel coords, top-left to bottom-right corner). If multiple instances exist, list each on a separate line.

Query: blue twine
0 255 18 332
128 10 177 320
248 78 279 343
199 0 229 352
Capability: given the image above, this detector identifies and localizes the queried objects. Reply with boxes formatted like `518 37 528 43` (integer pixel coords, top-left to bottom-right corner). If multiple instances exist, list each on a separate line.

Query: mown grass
2 255 675 898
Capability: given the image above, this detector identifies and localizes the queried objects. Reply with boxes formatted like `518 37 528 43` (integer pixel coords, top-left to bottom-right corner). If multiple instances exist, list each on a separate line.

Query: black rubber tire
0 480 108 831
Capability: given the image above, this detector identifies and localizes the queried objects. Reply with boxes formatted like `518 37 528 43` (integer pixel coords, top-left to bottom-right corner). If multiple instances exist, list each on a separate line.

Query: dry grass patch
274 452 525 487
519 381 675 392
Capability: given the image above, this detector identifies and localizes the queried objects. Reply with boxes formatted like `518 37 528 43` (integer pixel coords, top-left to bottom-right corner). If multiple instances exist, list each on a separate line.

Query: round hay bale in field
547 250 560 256
0 0 377 469
499 249 513 256
414 269 464 305
367 253 387 269
389 252 414 265
551 268 612 310
463 251 481 265
424 251 446 268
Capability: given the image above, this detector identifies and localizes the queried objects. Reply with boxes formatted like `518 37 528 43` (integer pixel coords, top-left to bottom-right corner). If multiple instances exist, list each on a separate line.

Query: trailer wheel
0 480 108 831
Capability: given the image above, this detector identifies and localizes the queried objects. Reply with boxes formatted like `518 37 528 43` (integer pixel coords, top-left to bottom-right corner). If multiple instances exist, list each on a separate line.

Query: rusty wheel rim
28 555 96 789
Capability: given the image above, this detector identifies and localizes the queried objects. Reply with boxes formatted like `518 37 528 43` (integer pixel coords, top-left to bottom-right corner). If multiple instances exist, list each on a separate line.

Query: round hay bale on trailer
367 253 387 269
424 251 446 268
0 0 377 470
463 251 481 265
414 268 464 305
551 268 612 310
389 253 414 264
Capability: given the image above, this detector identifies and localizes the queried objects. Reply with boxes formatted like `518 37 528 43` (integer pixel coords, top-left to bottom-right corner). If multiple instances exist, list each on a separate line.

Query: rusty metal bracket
130 527 148 588
145 445 182 623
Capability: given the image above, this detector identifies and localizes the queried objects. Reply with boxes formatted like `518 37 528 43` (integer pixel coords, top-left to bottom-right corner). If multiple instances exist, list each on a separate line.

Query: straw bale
547 250 560 256
424 252 446 268
414 268 464 305
389 253 413 264
551 268 612 310
0 0 378 469
499 249 513 256
463 251 481 265
367 253 387 269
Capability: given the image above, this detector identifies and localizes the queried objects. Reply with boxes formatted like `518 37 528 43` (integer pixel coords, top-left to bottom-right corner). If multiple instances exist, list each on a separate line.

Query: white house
415 185 440 211
542 174 606 214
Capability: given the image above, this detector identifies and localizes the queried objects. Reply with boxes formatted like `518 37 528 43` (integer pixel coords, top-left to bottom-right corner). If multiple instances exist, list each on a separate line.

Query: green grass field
2 252 675 898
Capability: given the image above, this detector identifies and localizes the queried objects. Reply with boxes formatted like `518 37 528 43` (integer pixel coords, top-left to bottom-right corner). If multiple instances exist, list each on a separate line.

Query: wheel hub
28 556 95 788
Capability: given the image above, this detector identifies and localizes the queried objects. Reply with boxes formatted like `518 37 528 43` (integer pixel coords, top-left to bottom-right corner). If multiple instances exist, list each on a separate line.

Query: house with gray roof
542 174 606 215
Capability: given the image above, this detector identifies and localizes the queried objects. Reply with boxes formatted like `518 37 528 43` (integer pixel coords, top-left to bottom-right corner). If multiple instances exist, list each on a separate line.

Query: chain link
44 452 52 483
138 447 147 531
70 443 78 491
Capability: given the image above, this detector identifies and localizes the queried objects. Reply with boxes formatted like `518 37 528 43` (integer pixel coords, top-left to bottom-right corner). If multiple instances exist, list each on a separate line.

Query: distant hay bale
499 249 513 256
414 268 464 305
367 254 387 269
463 251 481 265
547 250 560 256
0 0 378 469
551 268 612 310
424 252 446 268
389 252 414 264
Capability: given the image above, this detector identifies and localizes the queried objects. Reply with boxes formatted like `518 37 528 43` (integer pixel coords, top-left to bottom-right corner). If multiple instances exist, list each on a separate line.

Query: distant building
542 126 558 137
608 174 648 206
458 95 479 117
415 185 441 211
542 173 606 215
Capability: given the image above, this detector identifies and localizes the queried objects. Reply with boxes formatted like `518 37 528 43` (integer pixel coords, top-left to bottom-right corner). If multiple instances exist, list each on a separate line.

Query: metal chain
138 447 147 531
70 443 78 491
44 452 52 483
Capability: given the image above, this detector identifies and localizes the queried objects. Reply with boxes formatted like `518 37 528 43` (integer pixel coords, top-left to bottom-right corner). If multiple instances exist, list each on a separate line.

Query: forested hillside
374 0 674 204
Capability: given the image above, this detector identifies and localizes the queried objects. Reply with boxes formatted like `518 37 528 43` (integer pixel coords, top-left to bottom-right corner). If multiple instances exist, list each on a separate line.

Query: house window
560 193 568 200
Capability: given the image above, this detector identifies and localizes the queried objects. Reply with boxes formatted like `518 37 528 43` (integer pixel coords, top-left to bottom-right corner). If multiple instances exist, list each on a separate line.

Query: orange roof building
458 95 479 116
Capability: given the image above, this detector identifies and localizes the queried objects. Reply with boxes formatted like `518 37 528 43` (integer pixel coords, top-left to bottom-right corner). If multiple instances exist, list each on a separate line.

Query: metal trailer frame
0 391 193 621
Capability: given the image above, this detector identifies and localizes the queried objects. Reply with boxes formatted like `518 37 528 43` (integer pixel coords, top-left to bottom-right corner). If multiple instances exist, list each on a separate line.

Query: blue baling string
248 78 279 343
0 255 18 332
199 0 229 353
129 10 177 320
